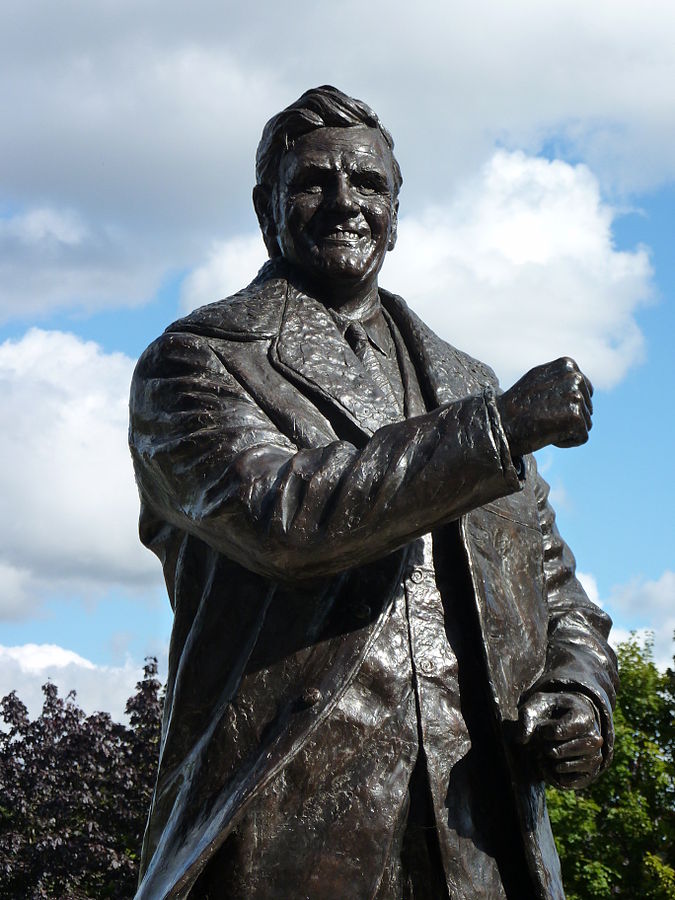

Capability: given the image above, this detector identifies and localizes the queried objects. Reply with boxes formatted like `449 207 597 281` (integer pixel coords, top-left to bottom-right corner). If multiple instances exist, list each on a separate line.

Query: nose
329 173 359 215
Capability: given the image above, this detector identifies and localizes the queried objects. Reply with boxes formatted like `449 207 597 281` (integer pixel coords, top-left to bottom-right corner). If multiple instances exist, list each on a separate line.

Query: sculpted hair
255 85 403 199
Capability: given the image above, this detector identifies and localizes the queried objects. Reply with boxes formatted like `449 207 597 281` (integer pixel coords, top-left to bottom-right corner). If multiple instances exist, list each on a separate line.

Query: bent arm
129 331 522 581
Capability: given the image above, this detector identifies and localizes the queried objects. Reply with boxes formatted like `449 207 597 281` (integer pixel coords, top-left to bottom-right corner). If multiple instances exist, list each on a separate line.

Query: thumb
518 693 558 745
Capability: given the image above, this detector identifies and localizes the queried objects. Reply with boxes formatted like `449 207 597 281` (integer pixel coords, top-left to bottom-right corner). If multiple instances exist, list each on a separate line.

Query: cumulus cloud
1 0 673 321
181 233 267 312
0 207 86 245
184 151 652 390
606 570 675 671
553 568 674 670
383 151 652 388
0 45 283 320
0 643 162 722
0 329 160 620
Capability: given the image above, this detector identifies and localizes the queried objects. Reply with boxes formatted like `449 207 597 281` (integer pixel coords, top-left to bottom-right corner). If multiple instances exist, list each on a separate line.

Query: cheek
283 200 321 237
364 202 393 235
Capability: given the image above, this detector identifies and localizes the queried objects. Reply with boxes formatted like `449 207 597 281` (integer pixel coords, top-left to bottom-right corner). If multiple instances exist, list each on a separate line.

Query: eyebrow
289 159 390 180
350 164 389 179
290 160 334 174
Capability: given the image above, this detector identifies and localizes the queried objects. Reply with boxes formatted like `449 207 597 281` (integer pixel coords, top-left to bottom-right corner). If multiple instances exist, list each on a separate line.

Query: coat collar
272 280 405 436
169 260 497 438
272 279 496 438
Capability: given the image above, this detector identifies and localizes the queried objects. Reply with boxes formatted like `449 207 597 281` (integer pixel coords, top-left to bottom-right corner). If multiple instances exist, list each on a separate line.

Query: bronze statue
129 86 618 899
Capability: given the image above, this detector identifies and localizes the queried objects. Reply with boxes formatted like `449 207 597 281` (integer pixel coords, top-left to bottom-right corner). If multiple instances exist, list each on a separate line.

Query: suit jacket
129 260 618 899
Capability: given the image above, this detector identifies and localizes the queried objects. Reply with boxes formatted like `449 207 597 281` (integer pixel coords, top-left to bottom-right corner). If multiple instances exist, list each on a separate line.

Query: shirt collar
329 293 392 356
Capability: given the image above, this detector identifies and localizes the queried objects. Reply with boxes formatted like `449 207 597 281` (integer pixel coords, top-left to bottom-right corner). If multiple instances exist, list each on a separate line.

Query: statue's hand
497 357 593 457
518 691 604 790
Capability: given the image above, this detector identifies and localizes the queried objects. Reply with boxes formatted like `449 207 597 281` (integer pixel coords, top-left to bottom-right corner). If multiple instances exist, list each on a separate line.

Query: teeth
325 231 363 240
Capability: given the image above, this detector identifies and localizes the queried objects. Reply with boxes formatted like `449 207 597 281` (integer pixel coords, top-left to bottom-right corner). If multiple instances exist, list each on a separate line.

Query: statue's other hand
497 357 593 457
518 691 604 790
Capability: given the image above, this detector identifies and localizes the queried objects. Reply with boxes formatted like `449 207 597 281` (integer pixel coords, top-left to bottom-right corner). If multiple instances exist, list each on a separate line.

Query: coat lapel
271 277 495 440
272 281 401 437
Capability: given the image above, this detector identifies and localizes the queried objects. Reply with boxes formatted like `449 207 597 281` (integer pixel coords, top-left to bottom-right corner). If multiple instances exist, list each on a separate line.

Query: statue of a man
129 86 618 899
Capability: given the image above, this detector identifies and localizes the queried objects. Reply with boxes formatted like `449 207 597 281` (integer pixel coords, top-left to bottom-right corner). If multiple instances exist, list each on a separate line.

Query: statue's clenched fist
518 691 604 790
497 357 594 458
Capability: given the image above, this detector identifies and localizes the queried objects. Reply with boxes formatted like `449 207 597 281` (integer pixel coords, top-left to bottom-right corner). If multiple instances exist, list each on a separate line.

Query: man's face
271 126 398 295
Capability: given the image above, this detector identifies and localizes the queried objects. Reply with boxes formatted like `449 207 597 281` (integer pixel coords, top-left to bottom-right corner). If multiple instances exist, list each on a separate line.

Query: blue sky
1 0 673 719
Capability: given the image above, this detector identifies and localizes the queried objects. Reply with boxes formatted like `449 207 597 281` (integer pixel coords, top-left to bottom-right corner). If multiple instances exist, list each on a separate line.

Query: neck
287 266 379 317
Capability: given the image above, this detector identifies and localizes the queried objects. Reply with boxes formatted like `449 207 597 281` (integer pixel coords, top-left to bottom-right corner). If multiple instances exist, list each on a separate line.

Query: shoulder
131 260 286 394
164 258 288 341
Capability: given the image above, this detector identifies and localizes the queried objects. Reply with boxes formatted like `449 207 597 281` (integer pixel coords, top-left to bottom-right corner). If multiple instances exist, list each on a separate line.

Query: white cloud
185 151 652 390
575 570 674 669
0 329 160 620
0 643 161 722
1 643 95 673
0 46 283 320
0 0 673 321
381 151 651 389
181 233 267 312
0 208 87 246
606 570 675 670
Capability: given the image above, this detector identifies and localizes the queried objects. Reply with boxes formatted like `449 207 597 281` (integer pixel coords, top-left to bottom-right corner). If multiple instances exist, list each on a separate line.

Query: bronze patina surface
129 86 618 899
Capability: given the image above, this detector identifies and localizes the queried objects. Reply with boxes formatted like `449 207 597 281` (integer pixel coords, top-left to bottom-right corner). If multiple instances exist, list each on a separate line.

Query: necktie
345 321 402 415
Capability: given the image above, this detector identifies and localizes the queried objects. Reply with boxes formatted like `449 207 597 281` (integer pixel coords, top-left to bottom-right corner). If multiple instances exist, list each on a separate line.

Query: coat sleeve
527 460 619 767
129 330 523 581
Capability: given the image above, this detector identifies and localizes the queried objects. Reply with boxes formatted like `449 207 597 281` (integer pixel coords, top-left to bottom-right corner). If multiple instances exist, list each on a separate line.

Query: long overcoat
129 260 618 899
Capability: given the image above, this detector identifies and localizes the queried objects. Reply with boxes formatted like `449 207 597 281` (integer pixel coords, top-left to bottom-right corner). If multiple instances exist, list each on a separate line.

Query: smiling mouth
320 230 368 243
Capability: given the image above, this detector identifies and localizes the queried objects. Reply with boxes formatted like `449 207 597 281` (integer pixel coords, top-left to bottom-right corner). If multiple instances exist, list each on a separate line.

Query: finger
544 734 604 761
550 399 592 448
569 398 593 435
536 713 599 742
584 374 594 400
553 436 580 449
518 696 560 744
579 399 593 433
577 373 594 411
550 770 598 790
556 356 579 375
550 754 602 777
553 432 589 450
520 709 551 744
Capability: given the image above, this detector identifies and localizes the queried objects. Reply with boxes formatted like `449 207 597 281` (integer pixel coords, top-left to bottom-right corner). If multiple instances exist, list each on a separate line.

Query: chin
314 252 377 280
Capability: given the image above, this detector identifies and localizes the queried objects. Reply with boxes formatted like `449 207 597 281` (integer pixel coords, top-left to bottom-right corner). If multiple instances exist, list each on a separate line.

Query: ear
387 198 399 252
253 185 280 258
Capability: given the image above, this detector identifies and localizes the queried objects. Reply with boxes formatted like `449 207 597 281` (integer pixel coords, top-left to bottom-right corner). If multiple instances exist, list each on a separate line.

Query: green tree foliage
548 635 675 899
0 659 162 899
1 643 673 897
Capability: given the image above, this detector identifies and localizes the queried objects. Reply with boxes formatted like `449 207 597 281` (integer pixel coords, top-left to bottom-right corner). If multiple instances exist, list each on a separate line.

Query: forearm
134 396 523 581
130 335 522 581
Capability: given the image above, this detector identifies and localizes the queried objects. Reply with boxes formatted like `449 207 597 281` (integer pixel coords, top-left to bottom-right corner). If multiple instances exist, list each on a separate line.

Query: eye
291 185 322 197
352 174 388 195
290 171 326 195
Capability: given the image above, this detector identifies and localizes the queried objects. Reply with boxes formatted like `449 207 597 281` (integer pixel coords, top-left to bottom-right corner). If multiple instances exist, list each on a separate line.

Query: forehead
281 126 394 177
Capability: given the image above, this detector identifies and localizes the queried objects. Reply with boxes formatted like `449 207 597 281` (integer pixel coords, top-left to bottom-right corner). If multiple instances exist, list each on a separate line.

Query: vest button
418 659 434 675
410 568 424 584
300 687 322 708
